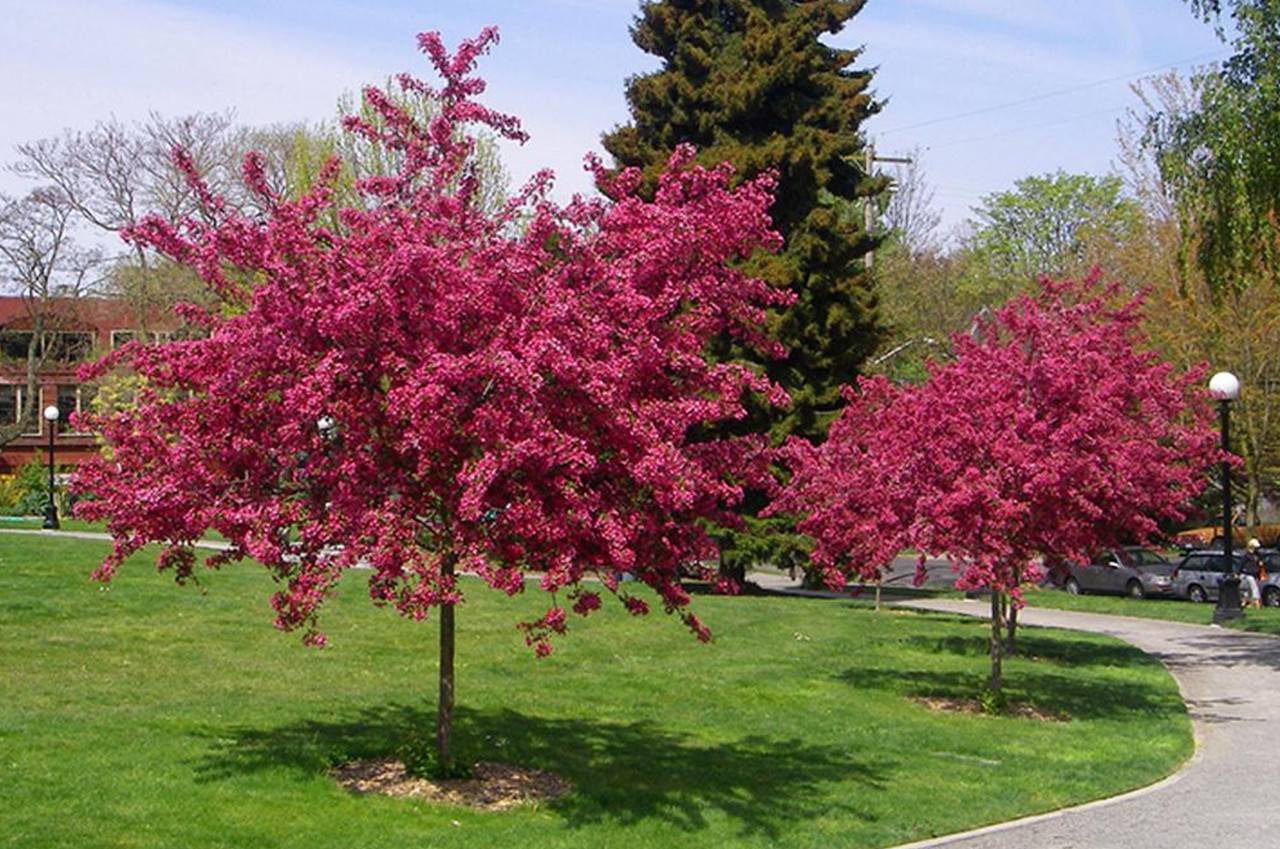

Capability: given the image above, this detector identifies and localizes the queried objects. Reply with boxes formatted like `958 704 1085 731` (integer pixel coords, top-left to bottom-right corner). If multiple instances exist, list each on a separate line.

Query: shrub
0 474 20 510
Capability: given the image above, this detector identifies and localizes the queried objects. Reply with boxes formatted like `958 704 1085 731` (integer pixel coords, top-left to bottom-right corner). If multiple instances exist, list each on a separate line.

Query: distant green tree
1128 0 1280 520
603 0 886 579
1155 0 1280 296
872 170 1141 389
967 171 1141 286
276 80 509 218
1181 0 1280 85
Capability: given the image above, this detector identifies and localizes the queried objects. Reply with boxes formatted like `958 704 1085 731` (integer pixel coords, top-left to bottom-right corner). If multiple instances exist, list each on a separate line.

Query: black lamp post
1210 371 1241 624
41 404 60 530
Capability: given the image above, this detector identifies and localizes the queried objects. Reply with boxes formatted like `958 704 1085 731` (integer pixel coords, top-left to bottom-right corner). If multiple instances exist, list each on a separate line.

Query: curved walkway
893 599 1280 849
0 527 229 550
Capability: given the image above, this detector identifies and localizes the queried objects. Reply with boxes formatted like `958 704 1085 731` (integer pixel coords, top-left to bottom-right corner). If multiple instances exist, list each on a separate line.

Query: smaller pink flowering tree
73 29 789 773
774 275 1219 696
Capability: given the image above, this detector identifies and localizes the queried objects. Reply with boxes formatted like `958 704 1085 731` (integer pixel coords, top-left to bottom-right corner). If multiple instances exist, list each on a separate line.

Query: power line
925 104 1129 152
876 49 1229 136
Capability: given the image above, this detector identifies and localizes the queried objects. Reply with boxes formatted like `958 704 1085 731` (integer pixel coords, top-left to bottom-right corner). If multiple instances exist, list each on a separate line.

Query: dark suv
1055 547 1176 599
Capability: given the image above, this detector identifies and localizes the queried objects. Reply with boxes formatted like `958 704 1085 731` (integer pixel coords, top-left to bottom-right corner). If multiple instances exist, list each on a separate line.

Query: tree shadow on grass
898 632 1151 669
835 662 1182 721
192 705 891 837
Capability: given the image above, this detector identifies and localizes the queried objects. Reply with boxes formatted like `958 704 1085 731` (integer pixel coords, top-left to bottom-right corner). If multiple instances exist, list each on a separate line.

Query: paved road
891 599 1280 849
873 555 960 590
761 555 1028 591
750 556 962 595
0 527 230 550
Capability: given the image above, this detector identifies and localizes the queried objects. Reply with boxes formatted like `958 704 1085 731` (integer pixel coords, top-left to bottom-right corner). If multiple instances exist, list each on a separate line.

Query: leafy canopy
605 0 884 443
1152 0 1280 292
774 276 1218 596
968 171 1140 286
73 28 790 655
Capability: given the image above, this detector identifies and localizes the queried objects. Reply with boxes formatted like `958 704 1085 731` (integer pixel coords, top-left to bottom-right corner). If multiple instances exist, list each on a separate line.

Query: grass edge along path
1 535 1193 849
1019 585 1280 637
785 568 1280 639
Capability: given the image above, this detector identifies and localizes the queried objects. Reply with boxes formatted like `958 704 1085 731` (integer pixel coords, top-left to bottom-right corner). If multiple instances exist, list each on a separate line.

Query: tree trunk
874 577 882 612
1247 476 1261 532
718 551 746 585
1005 599 1018 657
436 552 458 773
989 591 1004 696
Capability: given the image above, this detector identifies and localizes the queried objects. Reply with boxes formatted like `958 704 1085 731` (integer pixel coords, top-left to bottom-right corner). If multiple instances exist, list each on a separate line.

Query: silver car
1171 551 1247 603
1058 547 1176 599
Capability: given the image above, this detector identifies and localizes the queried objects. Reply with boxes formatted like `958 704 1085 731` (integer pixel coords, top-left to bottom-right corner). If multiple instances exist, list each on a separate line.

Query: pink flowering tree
774 276 1218 697
72 29 789 773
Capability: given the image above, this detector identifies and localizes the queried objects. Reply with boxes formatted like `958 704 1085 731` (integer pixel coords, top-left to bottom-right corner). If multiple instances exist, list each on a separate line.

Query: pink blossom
571 592 602 616
775 274 1219 596
73 28 789 656
622 596 650 616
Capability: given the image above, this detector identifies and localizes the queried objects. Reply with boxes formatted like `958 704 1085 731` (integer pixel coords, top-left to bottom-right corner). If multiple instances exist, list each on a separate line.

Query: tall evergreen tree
604 0 886 576
607 3 884 441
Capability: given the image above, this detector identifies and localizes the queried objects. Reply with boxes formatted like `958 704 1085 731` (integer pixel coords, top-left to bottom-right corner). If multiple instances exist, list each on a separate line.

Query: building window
0 332 33 361
111 329 172 349
46 332 95 362
54 385 95 433
56 385 78 416
0 385 16 424
0 330 95 363
16 388 39 436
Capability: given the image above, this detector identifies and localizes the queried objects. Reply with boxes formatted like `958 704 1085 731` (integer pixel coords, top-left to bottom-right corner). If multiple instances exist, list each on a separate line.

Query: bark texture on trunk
989 591 1004 696
436 551 458 773
1005 600 1018 656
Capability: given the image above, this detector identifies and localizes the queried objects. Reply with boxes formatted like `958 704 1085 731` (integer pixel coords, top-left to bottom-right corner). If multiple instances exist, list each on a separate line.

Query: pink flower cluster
773 274 1221 598
73 28 789 652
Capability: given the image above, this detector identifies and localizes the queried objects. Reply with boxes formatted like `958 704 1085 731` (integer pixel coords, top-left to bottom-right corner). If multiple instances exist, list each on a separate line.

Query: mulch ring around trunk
331 758 573 810
912 696 1068 722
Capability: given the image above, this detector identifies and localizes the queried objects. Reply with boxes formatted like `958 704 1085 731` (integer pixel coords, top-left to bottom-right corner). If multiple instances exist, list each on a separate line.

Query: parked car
1170 551 1248 603
1055 547 1177 599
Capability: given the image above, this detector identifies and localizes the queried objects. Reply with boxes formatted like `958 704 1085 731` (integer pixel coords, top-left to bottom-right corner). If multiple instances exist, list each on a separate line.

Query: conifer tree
604 0 886 575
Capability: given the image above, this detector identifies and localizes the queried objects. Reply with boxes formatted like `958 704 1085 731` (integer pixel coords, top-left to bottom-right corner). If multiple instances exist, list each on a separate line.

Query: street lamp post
1210 371 1241 624
41 404 60 530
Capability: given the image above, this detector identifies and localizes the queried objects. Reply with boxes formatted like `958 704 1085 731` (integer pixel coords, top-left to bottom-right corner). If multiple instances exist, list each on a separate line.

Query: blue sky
0 0 1228 233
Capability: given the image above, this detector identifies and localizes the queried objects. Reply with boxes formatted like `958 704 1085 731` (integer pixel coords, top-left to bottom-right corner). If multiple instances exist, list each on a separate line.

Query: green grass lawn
1021 586 1280 636
1 536 1193 849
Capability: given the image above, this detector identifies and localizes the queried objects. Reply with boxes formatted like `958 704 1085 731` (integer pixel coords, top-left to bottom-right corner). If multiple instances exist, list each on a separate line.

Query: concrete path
0 527 230 550
891 598 1280 849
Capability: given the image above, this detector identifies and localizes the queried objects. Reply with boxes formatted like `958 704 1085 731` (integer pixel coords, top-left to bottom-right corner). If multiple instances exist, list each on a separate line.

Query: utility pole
862 144 913 270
